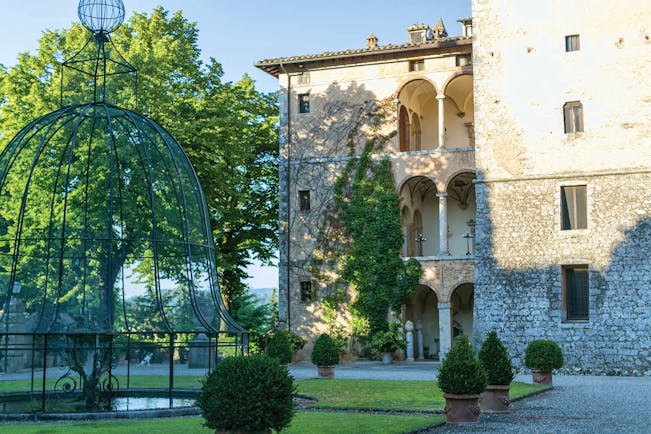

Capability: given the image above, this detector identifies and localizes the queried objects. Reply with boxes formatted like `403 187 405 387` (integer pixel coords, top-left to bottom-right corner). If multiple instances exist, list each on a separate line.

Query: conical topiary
478 330 514 386
437 336 488 395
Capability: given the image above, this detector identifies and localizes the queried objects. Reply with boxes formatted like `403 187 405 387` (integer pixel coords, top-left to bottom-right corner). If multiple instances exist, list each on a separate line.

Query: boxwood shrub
311 333 339 367
197 355 295 432
478 330 514 386
266 330 294 364
437 336 488 395
524 339 563 371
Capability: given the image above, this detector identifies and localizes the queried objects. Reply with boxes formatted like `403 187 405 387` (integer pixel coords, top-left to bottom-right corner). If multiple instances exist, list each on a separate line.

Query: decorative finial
78 0 126 37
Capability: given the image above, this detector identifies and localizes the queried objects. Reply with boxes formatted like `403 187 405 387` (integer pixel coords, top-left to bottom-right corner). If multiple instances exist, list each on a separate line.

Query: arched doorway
451 283 474 342
404 285 439 359
399 177 438 257
398 79 438 151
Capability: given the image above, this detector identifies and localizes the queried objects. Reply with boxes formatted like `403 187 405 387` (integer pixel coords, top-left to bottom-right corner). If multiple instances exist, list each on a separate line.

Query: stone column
437 192 449 256
404 321 415 362
436 94 446 149
415 320 424 360
438 303 452 360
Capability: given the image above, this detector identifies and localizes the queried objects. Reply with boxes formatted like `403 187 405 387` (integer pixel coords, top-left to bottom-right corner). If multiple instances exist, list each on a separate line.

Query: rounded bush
197 355 295 432
478 330 514 386
311 333 339 367
266 330 294 364
437 336 488 395
524 339 564 371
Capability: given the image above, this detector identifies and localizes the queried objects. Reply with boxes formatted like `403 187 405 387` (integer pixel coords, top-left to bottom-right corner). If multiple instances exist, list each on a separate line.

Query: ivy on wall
311 96 421 337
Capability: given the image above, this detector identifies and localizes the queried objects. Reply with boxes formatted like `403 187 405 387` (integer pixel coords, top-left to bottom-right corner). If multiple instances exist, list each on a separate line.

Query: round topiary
266 330 293 364
524 339 564 371
197 355 295 432
478 330 514 386
311 333 339 367
437 336 488 395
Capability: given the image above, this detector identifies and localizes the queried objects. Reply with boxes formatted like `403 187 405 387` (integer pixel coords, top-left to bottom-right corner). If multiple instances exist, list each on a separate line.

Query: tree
0 7 278 311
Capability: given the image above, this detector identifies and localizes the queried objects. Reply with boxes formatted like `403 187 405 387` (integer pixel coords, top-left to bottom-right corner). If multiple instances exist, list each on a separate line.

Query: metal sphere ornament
78 0 126 35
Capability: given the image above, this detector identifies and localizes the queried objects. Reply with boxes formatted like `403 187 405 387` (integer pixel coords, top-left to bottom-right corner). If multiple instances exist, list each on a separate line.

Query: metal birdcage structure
0 0 247 415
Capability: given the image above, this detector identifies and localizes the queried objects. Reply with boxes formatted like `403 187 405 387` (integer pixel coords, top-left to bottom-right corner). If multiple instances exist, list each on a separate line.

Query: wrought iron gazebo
0 0 246 414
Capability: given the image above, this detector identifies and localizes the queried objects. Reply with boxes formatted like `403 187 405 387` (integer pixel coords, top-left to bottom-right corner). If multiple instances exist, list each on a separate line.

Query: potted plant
371 322 406 364
266 330 293 365
311 333 339 378
437 336 488 424
478 330 514 413
524 339 563 385
197 355 295 433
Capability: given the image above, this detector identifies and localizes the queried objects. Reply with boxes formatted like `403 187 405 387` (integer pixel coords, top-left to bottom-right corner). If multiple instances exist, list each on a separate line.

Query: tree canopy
0 7 278 311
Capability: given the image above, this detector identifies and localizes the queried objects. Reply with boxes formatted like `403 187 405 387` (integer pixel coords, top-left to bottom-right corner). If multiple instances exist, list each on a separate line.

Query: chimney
431 18 448 40
366 33 378 48
407 23 430 44
457 18 473 37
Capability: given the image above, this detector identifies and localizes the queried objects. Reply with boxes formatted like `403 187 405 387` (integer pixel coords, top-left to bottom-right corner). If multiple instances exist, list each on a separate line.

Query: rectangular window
300 281 313 302
409 59 425 72
565 34 580 52
455 54 472 66
298 190 310 211
563 265 589 321
561 185 587 230
563 101 584 133
297 71 310 85
298 93 310 113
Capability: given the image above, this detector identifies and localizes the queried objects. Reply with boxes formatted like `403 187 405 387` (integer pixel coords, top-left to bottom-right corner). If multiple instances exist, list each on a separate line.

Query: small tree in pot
370 322 406 363
311 333 339 378
198 355 295 433
524 339 563 385
437 336 488 424
478 330 514 413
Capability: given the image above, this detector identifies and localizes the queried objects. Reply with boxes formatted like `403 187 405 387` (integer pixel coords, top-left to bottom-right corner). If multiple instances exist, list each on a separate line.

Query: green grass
0 413 443 434
297 379 546 411
0 375 204 393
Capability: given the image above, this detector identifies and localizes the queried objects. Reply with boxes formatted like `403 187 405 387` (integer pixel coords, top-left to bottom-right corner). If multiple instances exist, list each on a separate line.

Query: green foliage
287 330 307 352
0 7 278 309
197 355 295 432
311 333 340 366
370 322 406 354
230 290 275 353
437 336 488 395
524 339 564 371
477 330 514 385
266 330 294 364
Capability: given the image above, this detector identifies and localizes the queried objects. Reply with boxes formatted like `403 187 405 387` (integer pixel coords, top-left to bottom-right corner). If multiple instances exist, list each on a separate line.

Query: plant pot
317 365 335 378
381 352 393 364
480 384 511 413
531 369 553 385
443 393 481 424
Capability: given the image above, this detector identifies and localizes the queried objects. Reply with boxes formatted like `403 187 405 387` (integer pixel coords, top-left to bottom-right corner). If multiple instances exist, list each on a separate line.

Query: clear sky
0 0 471 288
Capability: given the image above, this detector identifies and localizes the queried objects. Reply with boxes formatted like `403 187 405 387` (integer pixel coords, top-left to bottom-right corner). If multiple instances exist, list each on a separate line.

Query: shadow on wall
473 178 651 375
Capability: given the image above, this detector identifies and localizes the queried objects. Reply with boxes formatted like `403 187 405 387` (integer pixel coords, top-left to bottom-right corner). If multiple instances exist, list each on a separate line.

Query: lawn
0 413 442 434
297 379 545 411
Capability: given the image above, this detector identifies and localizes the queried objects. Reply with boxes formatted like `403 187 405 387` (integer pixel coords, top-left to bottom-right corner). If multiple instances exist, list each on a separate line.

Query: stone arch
446 172 477 256
441 73 474 149
404 284 440 359
398 105 410 152
399 176 439 257
450 283 474 342
397 79 439 151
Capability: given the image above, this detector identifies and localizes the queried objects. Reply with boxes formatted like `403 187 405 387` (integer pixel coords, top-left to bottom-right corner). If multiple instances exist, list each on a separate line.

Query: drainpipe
279 62 292 331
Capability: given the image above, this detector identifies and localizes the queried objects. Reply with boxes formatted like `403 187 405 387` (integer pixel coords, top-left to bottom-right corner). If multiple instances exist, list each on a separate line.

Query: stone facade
473 0 651 374
258 0 651 373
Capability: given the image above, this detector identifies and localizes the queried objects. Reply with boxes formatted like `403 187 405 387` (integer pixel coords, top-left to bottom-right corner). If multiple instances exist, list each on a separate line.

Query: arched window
411 113 421 151
399 106 410 152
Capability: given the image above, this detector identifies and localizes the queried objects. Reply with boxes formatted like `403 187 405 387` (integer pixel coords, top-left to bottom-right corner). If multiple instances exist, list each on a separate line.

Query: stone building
256 0 650 374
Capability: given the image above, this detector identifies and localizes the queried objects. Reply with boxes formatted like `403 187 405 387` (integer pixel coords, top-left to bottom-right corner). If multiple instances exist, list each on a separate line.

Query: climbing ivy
311 97 421 337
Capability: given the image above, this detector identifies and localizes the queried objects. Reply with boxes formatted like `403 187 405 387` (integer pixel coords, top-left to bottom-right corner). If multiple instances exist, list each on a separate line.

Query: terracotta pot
531 369 553 385
443 393 481 424
317 365 335 378
480 384 511 413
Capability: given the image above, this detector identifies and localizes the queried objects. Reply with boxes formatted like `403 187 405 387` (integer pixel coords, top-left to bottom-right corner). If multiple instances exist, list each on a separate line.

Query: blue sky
0 0 471 287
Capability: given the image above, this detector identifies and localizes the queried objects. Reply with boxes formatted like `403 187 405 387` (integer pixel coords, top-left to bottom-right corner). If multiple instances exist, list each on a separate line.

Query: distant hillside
251 287 275 305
